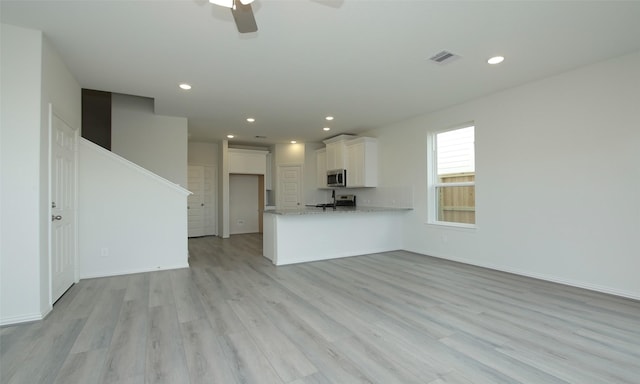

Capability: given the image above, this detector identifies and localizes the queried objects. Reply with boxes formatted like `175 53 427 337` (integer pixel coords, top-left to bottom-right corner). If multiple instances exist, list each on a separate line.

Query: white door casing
50 107 78 303
278 165 303 208
203 166 216 236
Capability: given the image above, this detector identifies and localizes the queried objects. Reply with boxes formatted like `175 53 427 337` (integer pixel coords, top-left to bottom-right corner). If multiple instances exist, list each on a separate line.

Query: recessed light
290 140 297 144
323 127 331 131
179 83 192 90
487 56 505 65
246 118 255 123
227 134 234 139
325 116 334 121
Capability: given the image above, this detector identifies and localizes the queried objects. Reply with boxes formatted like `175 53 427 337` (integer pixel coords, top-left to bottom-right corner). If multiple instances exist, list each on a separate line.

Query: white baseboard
0 312 44 327
415 251 640 301
80 263 190 279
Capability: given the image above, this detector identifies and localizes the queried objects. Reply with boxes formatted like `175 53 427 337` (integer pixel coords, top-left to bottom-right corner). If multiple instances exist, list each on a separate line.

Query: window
428 125 475 226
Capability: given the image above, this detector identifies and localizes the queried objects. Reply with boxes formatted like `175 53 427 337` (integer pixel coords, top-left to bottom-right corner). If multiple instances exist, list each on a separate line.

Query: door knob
52 215 62 221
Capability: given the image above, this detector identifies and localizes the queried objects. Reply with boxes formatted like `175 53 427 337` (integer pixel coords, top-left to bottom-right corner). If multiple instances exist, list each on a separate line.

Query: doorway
229 174 263 234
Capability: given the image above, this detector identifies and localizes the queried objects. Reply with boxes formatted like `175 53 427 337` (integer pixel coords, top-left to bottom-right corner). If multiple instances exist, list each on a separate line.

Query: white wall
188 141 218 166
1 24 81 325
1 24 44 325
219 140 230 238
229 174 259 234
111 93 188 187
78 139 190 278
369 51 640 298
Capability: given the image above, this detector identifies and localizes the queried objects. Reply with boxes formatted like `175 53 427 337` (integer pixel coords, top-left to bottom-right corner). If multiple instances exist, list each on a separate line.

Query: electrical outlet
237 219 244 226
100 247 109 257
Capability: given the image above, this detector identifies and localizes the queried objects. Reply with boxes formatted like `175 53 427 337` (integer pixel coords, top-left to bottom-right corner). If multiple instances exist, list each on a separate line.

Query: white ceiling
3 0 640 145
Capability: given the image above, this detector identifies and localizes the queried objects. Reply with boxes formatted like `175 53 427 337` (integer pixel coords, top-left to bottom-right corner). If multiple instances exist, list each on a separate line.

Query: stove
335 194 356 207
308 195 356 210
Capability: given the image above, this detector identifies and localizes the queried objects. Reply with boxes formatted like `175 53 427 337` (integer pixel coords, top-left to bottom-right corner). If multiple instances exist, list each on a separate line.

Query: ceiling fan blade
231 2 258 33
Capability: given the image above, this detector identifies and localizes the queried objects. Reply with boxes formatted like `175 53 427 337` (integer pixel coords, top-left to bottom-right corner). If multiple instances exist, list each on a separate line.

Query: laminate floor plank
6 318 86 384
53 348 108 384
227 296 272 330
197 289 247 336
245 322 318 382
2 233 639 384
300 263 458 340
180 318 238 384
101 299 149 384
47 277 109 323
472 307 640 382
426 371 474 384
124 273 150 302
256 300 377 383
495 342 622 384
0 321 44 381
145 305 190 384
287 371 334 384
309 296 449 382
439 332 569 384
218 331 284 384
329 334 431 384
70 288 126 353
148 271 175 308
169 269 207 324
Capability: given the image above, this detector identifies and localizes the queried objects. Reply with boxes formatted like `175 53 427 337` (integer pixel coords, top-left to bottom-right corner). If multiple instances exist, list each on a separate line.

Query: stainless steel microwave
327 169 346 187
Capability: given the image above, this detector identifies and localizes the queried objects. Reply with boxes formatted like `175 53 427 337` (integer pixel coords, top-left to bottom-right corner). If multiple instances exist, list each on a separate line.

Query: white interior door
278 165 303 208
188 165 217 237
51 109 77 303
188 165 206 237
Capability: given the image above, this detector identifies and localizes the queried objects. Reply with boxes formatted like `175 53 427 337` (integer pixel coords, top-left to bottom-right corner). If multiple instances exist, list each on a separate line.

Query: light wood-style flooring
2 234 640 383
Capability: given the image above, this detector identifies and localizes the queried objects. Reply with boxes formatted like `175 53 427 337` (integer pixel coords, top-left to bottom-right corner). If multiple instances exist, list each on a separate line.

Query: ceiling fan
209 0 258 34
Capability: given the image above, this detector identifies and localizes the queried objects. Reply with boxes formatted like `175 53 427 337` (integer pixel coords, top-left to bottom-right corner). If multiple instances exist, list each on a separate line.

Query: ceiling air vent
429 50 461 65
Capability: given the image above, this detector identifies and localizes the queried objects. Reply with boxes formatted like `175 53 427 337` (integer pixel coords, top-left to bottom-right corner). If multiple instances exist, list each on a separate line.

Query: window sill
425 221 476 230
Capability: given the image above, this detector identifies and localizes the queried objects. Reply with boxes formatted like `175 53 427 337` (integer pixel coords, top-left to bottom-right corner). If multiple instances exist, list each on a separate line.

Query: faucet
332 190 336 210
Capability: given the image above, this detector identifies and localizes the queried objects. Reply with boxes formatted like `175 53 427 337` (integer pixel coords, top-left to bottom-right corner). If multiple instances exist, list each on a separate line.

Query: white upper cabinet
346 137 378 188
228 148 267 175
323 134 353 171
316 148 328 189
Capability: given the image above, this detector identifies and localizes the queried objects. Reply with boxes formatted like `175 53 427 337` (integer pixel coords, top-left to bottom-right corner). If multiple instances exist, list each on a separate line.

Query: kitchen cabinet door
325 140 347 170
346 137 378 188
228 148 267 175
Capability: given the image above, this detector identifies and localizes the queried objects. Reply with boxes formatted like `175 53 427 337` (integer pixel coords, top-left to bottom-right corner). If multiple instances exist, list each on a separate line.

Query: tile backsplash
322 186 413 208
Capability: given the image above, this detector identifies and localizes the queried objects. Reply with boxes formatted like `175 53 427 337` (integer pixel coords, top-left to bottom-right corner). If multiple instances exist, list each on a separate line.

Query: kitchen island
263 207 411 265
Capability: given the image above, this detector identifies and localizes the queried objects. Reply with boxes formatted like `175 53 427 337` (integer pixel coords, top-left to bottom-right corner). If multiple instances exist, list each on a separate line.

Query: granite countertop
264 206 412 216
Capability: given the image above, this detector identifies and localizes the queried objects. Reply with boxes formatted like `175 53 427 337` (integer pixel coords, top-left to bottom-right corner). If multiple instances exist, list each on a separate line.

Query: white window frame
427 124 476 228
